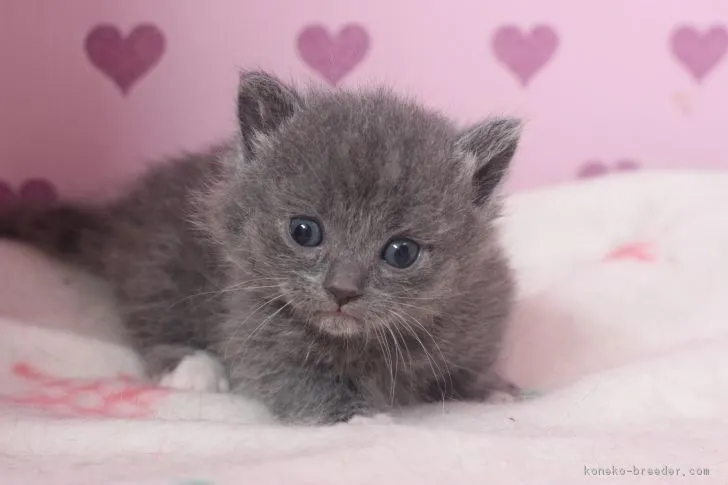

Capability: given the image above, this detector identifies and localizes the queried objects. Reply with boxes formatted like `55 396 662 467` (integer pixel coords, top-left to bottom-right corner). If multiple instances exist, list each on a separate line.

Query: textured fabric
1 171 727 484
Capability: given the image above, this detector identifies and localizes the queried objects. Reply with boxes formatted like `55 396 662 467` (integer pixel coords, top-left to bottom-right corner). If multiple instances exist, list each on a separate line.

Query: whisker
373 323 394 403
399 309 453 397
379 297 457 347
219 278 287 292
390 320 413 373
232 299 293 355
385 300 439 314
167 277 287 310
363 323 371 349
221 292 290 359
384 291 469 302
382 323 404 403
388 309 442 383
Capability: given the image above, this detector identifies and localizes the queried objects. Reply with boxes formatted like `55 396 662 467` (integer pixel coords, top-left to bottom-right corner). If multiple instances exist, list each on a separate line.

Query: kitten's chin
315 313 364 338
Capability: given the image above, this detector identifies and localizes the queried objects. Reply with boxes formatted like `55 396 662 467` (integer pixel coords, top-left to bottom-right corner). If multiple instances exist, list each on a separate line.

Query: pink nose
325 282 362 306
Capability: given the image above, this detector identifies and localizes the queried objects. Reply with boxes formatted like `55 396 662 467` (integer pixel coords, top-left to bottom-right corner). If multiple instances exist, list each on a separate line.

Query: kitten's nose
326 283 362 306
325 262 365 307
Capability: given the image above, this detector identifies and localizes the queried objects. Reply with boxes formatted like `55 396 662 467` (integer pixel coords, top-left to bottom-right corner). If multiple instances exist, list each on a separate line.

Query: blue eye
382 239 420 268
290 217 323 247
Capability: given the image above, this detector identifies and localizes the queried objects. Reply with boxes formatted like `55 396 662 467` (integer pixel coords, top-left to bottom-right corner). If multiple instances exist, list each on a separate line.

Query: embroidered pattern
605 242 656 262
0 362 168 418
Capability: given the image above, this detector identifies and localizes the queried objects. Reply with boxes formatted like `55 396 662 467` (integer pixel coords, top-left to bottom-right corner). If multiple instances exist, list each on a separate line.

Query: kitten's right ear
237 71 301 154
456 117 522 207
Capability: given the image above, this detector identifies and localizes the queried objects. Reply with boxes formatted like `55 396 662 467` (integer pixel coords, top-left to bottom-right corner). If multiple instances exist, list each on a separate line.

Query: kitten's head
212 71 520 339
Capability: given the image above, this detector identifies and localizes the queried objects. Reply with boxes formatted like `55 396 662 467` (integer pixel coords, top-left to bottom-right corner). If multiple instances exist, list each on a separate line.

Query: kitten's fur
0 72 521 424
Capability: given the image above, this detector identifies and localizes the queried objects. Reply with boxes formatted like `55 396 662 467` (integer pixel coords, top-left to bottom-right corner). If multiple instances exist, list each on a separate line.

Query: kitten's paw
347 413 395 425
485 390 519 405
481 374 522 404
159 351 229 393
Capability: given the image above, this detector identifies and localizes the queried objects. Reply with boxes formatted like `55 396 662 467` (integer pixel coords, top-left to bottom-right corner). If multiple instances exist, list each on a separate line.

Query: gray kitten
0 71 521 424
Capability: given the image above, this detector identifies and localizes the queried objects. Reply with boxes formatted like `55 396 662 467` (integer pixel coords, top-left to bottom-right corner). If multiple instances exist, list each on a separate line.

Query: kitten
0 71 521 424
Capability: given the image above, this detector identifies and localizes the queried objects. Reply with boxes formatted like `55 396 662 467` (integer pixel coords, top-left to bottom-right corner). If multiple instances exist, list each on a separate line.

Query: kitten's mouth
324 308 354 318
315 310 363 337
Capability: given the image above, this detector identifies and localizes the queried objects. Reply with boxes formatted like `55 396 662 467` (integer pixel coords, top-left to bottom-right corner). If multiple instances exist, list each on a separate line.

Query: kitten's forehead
262 91 467 213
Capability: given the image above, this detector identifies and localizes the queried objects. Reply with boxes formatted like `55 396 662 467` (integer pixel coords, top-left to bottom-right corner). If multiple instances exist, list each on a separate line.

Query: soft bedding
0 170 727 485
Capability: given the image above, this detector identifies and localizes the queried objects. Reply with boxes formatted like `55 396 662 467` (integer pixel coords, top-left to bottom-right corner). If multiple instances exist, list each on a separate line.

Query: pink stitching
605 242 656 262
0 361 168 418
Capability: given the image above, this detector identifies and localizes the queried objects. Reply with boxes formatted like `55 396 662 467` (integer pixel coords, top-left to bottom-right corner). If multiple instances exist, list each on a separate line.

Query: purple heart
671 25 728 82
297 24 370 86
0 178 58 210
85 23 166 94
492 25 559 86
19 178 58 205
577 159 641 179
576 161 609 179
615 159 640 172
0 180 16 207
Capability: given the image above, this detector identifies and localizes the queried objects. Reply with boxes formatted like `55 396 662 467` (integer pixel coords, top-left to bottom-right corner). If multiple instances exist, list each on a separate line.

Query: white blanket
1 171 727 485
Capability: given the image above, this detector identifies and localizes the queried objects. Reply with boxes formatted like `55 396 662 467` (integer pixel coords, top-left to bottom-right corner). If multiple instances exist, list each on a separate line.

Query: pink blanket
1 171 727 484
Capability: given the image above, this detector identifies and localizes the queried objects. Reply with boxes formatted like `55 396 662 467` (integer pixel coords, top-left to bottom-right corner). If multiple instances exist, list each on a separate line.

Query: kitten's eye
382 239 420 268
289 217 323 247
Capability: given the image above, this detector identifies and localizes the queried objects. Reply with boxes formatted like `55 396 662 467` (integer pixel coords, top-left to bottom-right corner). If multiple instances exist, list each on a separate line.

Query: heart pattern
670 26 728 82
297 24 370 86
576 159 641 179
0 179 58 208
85 23 166 94
492 25 559 86
2 18 722 194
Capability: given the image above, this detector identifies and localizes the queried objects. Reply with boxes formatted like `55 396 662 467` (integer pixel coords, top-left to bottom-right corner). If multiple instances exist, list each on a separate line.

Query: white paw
348 413 395 425
159 351 230 393
485 390 518 405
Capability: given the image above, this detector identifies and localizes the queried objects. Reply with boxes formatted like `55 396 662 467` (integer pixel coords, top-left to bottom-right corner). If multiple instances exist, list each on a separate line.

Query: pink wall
0 1 727 202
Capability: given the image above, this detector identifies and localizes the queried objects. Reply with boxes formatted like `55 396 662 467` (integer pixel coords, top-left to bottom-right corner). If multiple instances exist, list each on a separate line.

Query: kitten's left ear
455 117 522 206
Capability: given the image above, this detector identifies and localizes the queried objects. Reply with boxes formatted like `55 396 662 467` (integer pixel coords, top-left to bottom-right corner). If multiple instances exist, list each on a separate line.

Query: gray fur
0 71 521 424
